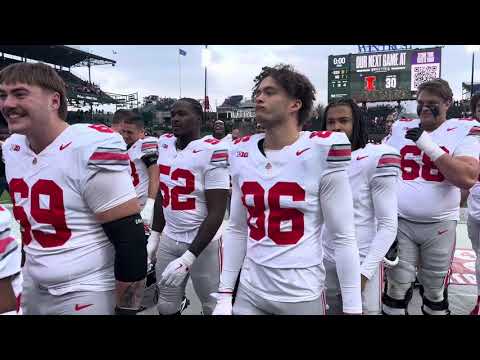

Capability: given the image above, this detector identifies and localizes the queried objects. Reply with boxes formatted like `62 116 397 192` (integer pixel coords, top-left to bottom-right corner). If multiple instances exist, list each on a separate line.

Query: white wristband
181 250 197 267
416 132 446 162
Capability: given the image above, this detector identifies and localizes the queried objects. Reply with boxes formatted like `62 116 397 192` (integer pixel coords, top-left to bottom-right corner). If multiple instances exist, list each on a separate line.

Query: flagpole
178 51 182 98
204 45 208 114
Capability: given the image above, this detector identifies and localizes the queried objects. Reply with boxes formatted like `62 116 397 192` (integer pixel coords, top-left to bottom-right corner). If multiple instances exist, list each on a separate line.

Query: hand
405 125 424 143
146 231 161 266
160 250 196 287
140 198 155 227
211 292 233 315
361 275 368 291
405 126 445 161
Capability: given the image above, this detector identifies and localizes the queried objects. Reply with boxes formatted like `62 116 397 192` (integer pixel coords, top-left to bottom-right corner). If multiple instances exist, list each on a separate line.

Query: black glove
383 240 399 268
405 125 424 142
385 240 398 262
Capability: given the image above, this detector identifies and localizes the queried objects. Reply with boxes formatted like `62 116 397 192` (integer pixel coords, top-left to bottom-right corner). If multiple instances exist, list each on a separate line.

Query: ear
290 99 302 113
50 92 61 112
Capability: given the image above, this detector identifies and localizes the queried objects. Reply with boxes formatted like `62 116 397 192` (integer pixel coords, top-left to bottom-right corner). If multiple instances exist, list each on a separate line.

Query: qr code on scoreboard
411 64 441 91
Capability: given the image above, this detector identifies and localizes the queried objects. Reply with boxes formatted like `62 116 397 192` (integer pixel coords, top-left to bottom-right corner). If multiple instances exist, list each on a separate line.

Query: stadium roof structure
0 45 115 68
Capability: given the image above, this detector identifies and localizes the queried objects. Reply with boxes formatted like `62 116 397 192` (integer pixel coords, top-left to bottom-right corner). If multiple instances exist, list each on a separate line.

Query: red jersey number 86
241 181 305 245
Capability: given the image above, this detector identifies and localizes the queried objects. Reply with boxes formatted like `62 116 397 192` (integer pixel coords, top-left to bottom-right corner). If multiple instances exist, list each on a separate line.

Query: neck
213 132 224 140
177 130 200 150
263 118 300 150
28 118 69 154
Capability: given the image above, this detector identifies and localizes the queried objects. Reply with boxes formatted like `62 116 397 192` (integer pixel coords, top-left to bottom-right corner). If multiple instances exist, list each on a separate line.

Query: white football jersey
229 131 352 301
387 118 480 222
468 182 480 221
323 143 401 260
127 136 158 209
3 124 133 295
0 205 22 312
157 134 230 244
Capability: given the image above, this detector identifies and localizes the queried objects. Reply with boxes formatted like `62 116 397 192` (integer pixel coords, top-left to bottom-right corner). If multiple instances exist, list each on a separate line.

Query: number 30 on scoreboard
385 75 397 89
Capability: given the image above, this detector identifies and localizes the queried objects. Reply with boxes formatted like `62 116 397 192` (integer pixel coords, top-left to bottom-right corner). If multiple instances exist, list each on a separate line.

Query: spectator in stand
239 121 255 137
471 92 480 120
385 113 395 136
231 127 241 141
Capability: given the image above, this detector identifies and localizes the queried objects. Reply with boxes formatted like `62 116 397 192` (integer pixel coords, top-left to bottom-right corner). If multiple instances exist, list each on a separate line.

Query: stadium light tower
202 45 211 116
465 45 480 98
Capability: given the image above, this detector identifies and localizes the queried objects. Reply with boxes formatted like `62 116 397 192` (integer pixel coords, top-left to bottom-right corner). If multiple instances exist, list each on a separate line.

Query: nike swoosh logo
59 142 72 151
446 127 457 132
75 304 93 311
357 155 369 160
438 229 448 235
192 150 203 153
296 148 311 156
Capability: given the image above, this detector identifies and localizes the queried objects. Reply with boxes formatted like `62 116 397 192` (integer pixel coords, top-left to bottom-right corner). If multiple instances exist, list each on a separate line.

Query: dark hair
123 113 144 129
112 109 135 124
176 98 203 121
417 78 453 103
0 62 68 120
252 64 316 125
321 98 368 151
471 92 480 119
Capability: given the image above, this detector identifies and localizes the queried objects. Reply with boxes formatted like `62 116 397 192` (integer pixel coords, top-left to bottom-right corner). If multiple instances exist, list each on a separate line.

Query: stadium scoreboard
328 47 442 103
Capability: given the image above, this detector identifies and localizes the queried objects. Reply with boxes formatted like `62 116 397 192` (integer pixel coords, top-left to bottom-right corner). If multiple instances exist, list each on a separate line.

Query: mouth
5 110 26 120
7 113 24 120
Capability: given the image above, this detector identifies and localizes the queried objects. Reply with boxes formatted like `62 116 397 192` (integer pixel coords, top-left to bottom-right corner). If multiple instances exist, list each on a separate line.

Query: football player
111 109 130 133
212 120 232 143
212 64 362 315
0 63 147 315
383 79 480 315
462 92 480 314
121 113 159 227
0 205 21 315
147 98 229 315
321 98 400 315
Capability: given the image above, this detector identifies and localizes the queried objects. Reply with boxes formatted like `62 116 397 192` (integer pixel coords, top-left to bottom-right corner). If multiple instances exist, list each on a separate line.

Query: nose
255 93 264 104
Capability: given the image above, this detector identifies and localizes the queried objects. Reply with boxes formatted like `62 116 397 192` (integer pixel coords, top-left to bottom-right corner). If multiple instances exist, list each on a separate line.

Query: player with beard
320 98 400 315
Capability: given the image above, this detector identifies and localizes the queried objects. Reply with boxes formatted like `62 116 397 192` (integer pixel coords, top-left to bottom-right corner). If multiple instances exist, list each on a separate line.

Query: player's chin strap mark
416 104 440 118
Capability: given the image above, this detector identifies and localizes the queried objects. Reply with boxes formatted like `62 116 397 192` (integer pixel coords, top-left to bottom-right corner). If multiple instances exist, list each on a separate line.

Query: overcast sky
70 45 479 112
